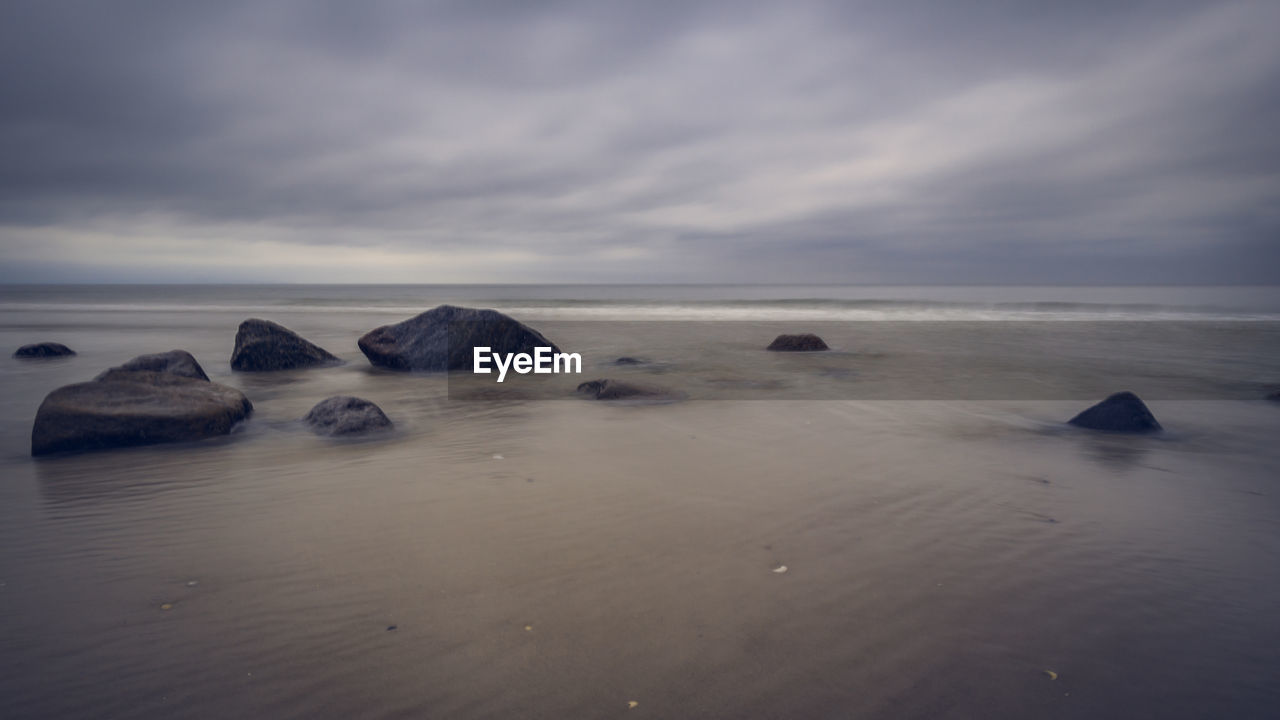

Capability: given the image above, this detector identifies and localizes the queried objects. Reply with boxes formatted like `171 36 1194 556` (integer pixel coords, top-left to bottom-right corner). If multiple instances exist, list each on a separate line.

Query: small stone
14 342 76 359
766 334 828 352
1067 391 1161 433
303 396 392 437
576 379 674 401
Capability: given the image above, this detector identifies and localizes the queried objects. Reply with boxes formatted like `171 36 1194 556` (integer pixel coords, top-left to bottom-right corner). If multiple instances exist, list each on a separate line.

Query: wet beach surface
2 286 1279 719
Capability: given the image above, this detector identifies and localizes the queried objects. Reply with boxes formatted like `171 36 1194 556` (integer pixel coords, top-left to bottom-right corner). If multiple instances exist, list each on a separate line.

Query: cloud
0 0 1277 283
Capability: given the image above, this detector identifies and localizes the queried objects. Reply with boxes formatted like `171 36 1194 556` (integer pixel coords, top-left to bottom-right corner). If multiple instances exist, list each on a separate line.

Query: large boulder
231 318 341 371
303 396 392 436
767 334 829 351
358 305 560 372
95 349 209 382
576 378 673 401
1068 391 1161 433
31 351 252 456
14 342 76 359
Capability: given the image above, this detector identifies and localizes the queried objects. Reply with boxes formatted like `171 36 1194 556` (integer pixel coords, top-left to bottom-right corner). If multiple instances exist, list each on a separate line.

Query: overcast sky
1 0 1277 284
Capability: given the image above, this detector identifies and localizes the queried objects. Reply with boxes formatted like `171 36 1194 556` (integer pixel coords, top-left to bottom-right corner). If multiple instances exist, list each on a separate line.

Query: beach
2 285 1279 719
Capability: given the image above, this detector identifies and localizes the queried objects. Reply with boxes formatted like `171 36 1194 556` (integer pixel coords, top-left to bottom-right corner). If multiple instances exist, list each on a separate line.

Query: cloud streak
1 0 1277 283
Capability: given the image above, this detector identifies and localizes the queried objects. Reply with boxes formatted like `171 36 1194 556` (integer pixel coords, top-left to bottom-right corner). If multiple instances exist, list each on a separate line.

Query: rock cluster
27 307 1188 453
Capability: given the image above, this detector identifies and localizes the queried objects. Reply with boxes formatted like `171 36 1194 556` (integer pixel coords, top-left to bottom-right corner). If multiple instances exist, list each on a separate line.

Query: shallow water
2 285 1279 719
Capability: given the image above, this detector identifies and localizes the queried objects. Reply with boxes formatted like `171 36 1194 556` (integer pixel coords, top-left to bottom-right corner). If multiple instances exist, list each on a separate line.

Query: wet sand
3 393 1280 719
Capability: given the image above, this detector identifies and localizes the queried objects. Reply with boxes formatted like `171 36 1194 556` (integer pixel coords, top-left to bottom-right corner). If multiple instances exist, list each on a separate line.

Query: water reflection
33 438 242 506
1075 433 1155 473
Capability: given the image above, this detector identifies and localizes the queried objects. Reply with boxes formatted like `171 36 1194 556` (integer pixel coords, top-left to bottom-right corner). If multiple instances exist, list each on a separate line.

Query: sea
1 284 1278 719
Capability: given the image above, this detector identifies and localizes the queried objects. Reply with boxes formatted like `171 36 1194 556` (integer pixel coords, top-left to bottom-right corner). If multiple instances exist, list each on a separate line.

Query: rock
1067 391 1161 433
767 334 829 352
14 342 76 359
303 396 392 436
613 357 645 365
576 379 672 401
94 349 209 382
231 318 341 371
358 304 560 372
1267 391 1280 402
31 353 252 456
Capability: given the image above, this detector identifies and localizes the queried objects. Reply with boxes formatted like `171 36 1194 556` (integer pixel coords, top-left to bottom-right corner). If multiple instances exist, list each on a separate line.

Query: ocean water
1 285 1279 719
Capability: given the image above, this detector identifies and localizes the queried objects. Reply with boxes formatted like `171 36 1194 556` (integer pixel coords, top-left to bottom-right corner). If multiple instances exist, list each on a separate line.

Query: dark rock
1068 391 1161 433
613 357 645 365
1267 391 1280 402
767 334 829 352
14 342 76 359
358 304 560 372
303 396 392 436
31 354 252 456
231 318 341 371
94 349 209 382
576 378 671 401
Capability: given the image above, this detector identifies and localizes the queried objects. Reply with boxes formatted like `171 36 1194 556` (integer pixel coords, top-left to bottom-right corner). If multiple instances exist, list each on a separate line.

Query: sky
0 0 1277 284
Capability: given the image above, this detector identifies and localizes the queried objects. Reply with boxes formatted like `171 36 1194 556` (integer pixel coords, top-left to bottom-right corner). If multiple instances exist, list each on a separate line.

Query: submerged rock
358 304 560 372
303 396 392 436
1067 391 1161 433
32 351 252 456
95 349 209 382
576 378 672 401
613 357 645 365
767 334 829 352
231 318 341 371
14 342 76 359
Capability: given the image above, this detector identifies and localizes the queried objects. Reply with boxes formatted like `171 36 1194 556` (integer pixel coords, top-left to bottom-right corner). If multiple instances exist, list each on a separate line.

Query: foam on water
2 284 1279 322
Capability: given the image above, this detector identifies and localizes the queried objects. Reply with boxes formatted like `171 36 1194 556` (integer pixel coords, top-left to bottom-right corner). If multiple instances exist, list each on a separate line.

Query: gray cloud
0 0 1277 283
